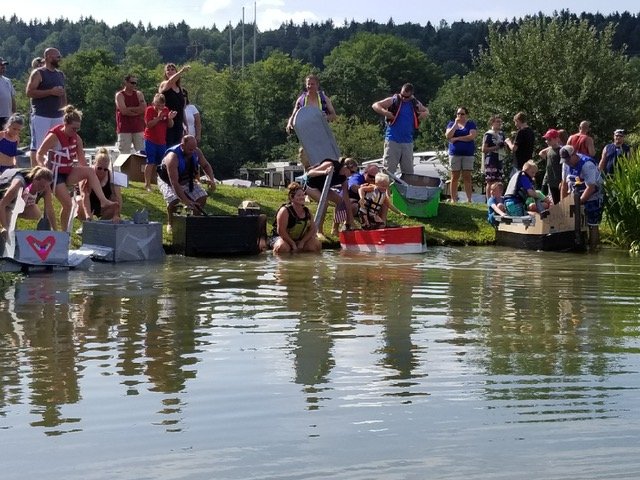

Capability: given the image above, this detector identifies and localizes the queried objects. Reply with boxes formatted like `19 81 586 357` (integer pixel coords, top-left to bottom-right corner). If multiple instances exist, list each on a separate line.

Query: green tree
61 49 120 145
244 51 309 162
322 32 444 120
429 17 639 151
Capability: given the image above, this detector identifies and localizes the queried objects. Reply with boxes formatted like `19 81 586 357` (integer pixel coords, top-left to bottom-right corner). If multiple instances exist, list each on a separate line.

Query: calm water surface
1 247 640 479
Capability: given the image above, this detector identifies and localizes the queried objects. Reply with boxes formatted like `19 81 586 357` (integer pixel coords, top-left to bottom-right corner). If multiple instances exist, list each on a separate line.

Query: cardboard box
81 221 164 262
113 153 149 183
15 231 70 265
172 215 260 256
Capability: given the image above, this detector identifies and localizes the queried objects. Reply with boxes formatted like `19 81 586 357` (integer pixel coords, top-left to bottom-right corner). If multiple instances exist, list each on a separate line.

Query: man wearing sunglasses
115 74 147 154
372 83 429 175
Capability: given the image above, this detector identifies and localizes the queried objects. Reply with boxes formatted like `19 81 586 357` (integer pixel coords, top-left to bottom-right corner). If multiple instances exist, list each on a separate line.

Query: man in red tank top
567 120 596 157
115 74 146 154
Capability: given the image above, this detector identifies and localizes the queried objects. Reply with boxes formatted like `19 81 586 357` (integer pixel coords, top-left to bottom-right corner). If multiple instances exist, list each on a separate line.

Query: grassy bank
15 181 617 249
119 182 500 247
99 182 496 247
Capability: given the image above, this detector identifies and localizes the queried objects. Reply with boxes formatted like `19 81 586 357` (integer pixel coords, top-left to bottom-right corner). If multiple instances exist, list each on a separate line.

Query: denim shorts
584 199 603 226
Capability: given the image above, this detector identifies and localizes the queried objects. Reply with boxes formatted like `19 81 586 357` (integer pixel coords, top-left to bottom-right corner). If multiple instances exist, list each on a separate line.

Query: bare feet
101 199 118 209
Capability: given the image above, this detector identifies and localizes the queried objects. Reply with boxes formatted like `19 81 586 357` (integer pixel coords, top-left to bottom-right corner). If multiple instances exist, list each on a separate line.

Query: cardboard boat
495 193 587 251
339 225 427 254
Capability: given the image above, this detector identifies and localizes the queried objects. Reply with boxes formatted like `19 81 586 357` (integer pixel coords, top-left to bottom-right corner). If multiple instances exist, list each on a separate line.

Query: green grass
15 181 617 249
13 181 500 248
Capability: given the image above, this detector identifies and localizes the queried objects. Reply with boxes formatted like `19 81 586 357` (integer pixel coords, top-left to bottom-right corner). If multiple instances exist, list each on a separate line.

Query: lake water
1 247 640 479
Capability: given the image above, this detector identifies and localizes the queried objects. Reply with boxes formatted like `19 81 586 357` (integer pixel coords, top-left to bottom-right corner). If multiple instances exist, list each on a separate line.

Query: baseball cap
0 57 8 65
543 128 560 139
614 129 625 136
559 145 574 162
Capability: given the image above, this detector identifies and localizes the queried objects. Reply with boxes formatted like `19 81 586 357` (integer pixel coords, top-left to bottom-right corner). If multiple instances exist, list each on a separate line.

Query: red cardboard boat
339 225 427 254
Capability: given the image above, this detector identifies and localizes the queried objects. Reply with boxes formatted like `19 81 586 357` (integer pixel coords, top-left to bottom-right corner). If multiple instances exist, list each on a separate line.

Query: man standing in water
559 145 602 250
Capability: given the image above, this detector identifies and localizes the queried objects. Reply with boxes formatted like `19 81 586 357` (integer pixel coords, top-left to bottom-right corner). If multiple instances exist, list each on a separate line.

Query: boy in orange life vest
372 83 429 175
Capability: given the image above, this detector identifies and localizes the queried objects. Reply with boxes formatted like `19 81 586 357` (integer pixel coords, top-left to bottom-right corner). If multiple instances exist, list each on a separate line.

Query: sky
3 0 640 31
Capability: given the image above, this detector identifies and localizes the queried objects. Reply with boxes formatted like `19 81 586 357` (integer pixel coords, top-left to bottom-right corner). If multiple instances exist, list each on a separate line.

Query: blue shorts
144 140 166 165
584 199 603 226
504 198 525 216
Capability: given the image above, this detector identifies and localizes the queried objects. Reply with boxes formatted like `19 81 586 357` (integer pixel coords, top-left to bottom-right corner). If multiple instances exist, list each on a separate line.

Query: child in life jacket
357 172 404 229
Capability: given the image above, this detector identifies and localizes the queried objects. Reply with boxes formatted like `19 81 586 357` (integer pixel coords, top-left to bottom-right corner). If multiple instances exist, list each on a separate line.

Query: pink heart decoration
26 235 57 261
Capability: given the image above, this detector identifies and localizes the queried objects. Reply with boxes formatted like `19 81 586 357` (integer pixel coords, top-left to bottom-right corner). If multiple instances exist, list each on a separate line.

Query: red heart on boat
26 235 57 261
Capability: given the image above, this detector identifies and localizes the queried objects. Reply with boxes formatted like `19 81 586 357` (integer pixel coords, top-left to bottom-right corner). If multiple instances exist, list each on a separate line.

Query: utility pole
241 7 245 69
229 21 233 68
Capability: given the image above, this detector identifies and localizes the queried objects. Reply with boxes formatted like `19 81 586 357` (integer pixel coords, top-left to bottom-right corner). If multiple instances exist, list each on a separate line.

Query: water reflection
1 248 640 479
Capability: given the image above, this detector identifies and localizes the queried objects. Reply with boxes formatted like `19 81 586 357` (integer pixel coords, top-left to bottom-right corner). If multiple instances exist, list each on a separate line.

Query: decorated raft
495 193 587 251
339 225 427 254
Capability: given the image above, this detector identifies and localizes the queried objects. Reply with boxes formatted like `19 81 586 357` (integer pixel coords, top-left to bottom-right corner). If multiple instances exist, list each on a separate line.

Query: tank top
32 67 65 118
116 90 145 133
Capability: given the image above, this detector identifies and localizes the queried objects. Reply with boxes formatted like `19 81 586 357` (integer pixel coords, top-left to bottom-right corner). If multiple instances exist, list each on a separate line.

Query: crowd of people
0 47 212 242
475 110 632 250
0 47 633 254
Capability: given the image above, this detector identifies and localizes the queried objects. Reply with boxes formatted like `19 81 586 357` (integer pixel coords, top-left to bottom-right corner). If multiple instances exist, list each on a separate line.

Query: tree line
3 12 640 177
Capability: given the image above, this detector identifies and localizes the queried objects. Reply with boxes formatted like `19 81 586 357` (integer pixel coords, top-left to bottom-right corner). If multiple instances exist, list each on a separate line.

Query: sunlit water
1 247 640 479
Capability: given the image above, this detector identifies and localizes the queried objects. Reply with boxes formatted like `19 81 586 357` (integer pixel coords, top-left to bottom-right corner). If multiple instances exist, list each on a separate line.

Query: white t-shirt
0 76 15 118
184 104 200 137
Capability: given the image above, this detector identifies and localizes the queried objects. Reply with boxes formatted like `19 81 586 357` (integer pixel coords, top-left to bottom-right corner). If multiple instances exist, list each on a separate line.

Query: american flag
333 201 347 224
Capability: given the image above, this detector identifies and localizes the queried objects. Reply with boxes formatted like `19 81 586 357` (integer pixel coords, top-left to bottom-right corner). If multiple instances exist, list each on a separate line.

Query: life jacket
296 91 329 115
387 93 420 129
567 154 600 195
603 143 630 175
272 202 312 241
359 188 386 216
48 124 78 175
157 144 199 191
503 171 531 204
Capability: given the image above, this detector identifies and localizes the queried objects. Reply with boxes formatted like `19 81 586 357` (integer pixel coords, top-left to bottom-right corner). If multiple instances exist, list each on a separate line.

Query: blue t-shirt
487 196 501 225
347 172 365 199
385 99 416 144
447 120 477 156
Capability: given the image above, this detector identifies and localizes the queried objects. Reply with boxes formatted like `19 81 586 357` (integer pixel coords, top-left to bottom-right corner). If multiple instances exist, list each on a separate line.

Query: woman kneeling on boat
0 166 56 238
272 182 322 254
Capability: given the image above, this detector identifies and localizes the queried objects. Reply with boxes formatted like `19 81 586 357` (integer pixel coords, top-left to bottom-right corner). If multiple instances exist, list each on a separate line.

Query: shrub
603 149 640 253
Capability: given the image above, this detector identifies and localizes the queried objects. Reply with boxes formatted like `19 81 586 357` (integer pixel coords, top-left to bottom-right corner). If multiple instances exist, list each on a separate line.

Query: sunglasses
96 166 109 171
129 81 137 85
